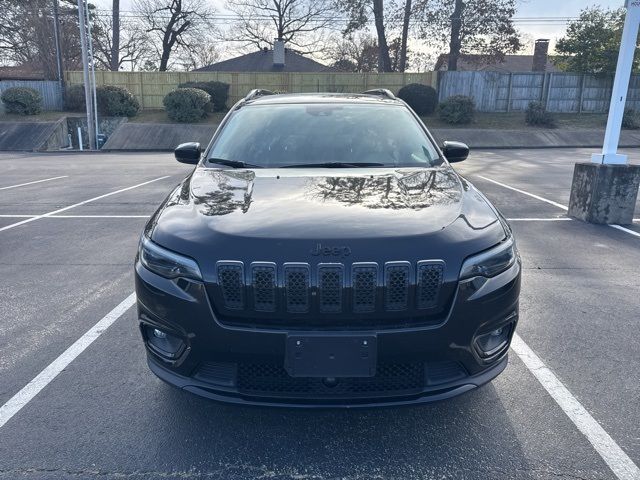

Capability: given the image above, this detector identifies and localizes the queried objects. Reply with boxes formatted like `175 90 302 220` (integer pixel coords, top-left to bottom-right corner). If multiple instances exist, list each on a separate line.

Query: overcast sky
94 0 626 56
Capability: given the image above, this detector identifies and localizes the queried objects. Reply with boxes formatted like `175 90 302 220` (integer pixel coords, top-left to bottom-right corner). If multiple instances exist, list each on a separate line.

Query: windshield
207 103 442 168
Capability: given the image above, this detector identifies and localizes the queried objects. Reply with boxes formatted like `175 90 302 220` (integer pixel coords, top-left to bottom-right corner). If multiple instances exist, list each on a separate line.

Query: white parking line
0 293 136 429
0 215 150 219
511 334 640 480
506 218 572 221
0 215 149 218
477 175 640 239
0 177 169 233
0 176 68 191
609 224 640 238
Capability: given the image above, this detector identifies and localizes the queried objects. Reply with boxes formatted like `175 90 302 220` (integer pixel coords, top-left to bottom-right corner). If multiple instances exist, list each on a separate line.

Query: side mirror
175 142 201 164
442 141 469 163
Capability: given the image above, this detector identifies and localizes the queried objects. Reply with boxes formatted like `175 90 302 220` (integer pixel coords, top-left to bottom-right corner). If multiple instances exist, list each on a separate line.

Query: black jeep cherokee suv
135 89 521 407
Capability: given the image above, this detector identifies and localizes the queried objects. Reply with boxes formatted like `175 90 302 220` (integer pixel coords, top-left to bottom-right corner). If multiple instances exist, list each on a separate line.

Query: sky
94 0 626 57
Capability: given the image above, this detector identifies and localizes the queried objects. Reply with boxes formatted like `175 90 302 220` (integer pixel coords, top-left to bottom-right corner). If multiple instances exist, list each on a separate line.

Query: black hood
147 167 505 280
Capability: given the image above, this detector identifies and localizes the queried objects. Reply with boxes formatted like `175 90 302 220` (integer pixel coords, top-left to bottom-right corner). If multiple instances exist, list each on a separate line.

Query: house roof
194 48 335 73
0 65 47 80
434 54 560 73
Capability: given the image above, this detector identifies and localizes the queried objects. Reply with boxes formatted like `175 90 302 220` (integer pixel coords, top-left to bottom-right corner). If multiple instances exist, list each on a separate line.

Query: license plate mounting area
284 334 377 378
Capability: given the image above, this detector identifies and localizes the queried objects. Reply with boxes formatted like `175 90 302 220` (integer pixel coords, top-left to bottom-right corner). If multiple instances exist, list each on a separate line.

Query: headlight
459 237 517 280
138 236 202 281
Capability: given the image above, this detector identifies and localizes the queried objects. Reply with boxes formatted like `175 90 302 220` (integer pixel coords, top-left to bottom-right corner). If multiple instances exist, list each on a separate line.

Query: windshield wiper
280 162 385 168
208 158 263 169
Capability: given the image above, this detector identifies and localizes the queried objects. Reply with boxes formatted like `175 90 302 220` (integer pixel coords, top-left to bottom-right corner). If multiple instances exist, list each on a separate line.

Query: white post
592 0 640 165
77 0 96 150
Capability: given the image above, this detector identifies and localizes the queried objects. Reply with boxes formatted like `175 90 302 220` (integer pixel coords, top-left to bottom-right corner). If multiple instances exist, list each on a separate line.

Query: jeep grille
210 260 448 329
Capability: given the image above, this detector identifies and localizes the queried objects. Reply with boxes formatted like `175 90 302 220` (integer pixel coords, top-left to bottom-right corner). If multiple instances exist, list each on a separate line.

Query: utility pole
85 1 100 148
52 0 65 91
77 0 96 150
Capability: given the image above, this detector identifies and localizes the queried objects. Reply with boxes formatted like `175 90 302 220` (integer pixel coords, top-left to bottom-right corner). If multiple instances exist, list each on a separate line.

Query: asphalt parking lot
0 148 639 480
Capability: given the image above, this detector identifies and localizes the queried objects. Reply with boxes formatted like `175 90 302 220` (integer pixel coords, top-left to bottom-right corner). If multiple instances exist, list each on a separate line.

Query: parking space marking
476 175 569 211
1 215 150 219
0 293 136 430
0 176 68 191
477 175 640 240
609 224 640 238
511 334 640 480
506 218 572 221
0 176 169 233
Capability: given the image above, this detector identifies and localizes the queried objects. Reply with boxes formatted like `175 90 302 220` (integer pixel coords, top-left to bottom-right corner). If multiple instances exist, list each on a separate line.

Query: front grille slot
352 263 378 313
417 261 444 309
318 265 344 313
284 264 310 313
216 261 245 310
384 262 411 311
251 262 277 312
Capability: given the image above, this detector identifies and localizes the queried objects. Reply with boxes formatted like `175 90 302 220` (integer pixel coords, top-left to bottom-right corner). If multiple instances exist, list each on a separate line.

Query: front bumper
135 259 520 408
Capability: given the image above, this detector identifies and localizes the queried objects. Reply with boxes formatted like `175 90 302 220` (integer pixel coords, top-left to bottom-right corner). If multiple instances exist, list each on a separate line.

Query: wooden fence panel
64 71 437 110
439 71 640 113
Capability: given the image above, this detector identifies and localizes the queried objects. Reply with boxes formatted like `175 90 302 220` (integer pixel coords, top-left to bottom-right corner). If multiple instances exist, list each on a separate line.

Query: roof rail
362 88 396 100
244 89 275 101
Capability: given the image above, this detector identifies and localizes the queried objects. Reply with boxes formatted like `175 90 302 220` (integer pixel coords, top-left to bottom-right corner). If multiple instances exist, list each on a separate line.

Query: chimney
532 39 550 72
273 39 285 66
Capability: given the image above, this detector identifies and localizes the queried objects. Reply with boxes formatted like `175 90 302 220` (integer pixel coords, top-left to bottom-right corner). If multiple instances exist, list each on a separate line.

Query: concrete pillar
568 163 640 224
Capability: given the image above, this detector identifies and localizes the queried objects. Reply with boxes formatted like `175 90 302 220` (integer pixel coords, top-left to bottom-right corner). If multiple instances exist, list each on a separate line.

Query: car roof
242 92 403 106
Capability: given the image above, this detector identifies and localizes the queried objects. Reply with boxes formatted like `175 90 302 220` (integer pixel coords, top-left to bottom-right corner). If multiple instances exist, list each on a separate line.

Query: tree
0 0 83 77
225 0 334 53
339 0 393 72
555 7 634 74
414 0 521 71
398 0 412 72
134 0 216 71
328 34 407 72
92 14 154 71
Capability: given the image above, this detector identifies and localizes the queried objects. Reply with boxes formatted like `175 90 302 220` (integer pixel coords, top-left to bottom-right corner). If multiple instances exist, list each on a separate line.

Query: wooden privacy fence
0 80 63 111
438 71 640 113
65 71 438 109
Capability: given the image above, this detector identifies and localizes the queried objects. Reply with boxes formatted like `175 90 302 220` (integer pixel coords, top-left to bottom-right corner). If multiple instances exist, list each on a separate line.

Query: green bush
64 85 86 112
1 87 42 115
397 83 438 115
622 108 640 130
96 85 140 117
178 81 229 111
438 95 475 125
525 101 556 128
163 88 211 122
64 84 140 117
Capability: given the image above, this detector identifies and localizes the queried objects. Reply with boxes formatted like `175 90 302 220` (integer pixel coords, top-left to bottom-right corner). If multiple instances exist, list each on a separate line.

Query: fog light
144 325 185 360
153 328 167 339
475 324 512 358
